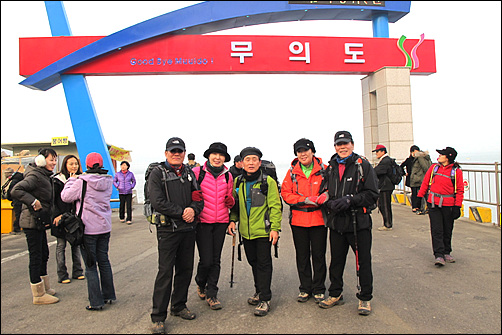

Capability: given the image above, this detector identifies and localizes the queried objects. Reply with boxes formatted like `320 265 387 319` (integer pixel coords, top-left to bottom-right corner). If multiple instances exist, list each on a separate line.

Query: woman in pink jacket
61 152 116 311
191 142 234 311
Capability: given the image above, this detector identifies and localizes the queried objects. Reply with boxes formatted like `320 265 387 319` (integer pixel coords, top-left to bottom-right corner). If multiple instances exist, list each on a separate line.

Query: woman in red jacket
281 138 328 304
418 147 464 267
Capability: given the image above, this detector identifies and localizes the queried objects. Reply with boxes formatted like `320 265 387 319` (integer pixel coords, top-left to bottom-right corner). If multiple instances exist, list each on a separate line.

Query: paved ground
1 203 500 334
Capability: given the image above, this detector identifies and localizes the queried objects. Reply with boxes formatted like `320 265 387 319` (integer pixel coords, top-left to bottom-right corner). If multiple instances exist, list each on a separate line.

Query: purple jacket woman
113 170 136 195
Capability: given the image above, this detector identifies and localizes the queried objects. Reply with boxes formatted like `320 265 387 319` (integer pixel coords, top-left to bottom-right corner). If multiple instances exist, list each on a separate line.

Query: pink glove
316 192 329 205
192 190 203 202
304 196 318 206
224 195 234 208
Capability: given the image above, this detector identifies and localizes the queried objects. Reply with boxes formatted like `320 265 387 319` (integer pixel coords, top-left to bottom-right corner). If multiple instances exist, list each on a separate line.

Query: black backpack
388 158 405 185
1 171 23 201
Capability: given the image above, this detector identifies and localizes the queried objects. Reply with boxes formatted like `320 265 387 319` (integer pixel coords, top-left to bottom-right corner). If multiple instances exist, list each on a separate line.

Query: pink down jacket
192 163 234 224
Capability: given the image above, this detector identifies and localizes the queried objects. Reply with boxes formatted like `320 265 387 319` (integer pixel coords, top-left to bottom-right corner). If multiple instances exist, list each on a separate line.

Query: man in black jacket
149 137 204 335
228 155 243 179
318 131 379 316
372 145 395 231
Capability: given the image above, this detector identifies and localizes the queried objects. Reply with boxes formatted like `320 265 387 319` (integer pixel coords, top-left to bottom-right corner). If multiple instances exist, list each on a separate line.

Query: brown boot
30 281 59 305
41 275 56 296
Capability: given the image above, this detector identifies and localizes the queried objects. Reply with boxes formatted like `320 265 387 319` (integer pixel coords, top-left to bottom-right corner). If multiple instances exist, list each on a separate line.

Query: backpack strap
77 180 87 218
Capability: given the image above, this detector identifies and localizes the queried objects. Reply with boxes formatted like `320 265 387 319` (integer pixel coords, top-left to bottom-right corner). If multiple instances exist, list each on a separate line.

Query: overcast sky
1 1 501 191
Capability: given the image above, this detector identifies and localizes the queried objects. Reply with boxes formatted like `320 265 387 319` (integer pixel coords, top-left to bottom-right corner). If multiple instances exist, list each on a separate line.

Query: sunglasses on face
170 149 184 154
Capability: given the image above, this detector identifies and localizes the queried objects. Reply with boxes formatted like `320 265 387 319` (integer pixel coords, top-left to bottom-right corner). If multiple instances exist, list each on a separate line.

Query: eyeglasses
169 149 184 154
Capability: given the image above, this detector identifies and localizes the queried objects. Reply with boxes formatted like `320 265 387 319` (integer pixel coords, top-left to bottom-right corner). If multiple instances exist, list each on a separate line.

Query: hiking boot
313 294 324 304
170 307 196 320
444 254 455 263
297 292 310 303
378 226 392 231
319 295 344 309
206 297 222 310
434 257 445 266
247 292 260 305
196 286 206 300
151 321 166 334
358 300 371 315
254 300 270 316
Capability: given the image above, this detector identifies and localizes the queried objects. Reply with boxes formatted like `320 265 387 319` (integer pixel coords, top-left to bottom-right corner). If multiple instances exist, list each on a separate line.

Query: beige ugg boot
30 281 59 305
41 275 56 295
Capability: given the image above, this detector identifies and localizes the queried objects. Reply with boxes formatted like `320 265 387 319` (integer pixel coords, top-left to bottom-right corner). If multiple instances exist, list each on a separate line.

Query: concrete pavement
1 203 500 334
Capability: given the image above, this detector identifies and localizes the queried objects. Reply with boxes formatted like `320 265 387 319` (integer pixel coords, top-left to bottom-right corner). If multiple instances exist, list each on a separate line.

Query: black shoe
86 305 103 311
170 307 196 320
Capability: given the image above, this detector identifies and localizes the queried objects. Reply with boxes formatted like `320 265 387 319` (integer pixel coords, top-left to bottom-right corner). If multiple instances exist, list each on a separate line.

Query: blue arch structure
25 1 410 205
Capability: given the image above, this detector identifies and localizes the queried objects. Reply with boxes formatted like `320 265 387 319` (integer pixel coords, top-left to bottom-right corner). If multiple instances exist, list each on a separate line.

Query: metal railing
394 162 501 227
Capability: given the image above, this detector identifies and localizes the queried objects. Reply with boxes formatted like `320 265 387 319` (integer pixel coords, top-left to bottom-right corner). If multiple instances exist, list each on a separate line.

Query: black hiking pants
378 190 393 228
195 222 228 299
243 237 273 302
427 203 455 258
327 228 373 302
151 228 195 322
291 225 327 296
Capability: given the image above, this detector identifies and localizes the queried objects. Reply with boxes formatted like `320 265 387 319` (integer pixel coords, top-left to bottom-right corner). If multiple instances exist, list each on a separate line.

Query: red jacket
418 163 464 207
281 157 326 227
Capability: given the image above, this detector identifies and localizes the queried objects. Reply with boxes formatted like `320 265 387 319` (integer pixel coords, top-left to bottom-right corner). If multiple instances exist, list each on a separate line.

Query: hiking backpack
388 158 405 185
428 163 459 193
1 171 23 200
143 162 199 229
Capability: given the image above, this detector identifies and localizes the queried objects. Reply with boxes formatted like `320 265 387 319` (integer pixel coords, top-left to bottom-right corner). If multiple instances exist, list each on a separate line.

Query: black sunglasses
170 149 184 154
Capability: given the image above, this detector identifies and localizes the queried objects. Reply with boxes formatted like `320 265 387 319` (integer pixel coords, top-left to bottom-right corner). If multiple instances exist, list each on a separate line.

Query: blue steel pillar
372 11 389 38
44 1 119 207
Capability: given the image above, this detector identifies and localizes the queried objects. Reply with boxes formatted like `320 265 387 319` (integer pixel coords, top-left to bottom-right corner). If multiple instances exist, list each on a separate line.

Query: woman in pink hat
61 152 116 310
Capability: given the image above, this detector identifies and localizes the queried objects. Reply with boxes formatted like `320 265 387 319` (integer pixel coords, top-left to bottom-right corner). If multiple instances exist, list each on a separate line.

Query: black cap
437 147 457 162
294 138 316 155
203 142 231 162
240 147 262 160
334 131 353 145
234 155 242 163
410 145 420 152
166 137 186 151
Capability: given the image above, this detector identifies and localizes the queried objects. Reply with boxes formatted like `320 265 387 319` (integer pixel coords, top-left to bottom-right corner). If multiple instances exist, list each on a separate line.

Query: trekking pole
229 232 236 288
351 209 361 294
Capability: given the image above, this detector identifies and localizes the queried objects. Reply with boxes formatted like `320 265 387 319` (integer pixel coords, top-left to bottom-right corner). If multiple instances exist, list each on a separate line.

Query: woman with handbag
51 155 85 284
61 152 116 311
11 148 59 305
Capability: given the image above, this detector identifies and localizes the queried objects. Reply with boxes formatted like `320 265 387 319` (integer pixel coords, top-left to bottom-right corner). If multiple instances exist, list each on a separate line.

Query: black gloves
325 195 352 213
452 206 461 220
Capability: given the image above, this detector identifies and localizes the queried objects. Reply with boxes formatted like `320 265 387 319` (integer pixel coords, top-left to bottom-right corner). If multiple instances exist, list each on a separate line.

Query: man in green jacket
227 147 282 317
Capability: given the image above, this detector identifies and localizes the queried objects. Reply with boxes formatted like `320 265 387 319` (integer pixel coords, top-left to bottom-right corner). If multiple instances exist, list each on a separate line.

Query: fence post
495 162 500 227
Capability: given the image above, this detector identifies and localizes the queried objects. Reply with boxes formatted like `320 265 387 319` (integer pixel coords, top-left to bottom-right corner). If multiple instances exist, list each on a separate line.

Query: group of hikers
4 130 463 335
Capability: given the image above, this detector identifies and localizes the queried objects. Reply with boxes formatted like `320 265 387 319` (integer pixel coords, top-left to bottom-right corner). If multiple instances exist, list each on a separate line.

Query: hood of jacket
78 172 113 192
414 151 430 158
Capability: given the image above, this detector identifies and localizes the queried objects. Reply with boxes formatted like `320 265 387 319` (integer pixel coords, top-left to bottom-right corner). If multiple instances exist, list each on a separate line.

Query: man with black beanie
228 147 282 317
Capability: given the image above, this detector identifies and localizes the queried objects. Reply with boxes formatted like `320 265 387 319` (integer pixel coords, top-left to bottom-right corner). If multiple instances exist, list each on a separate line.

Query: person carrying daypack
418 147 464 267
409 146 432 215
148 137 204 335
191 142 234 311
227 147 282 317
372 144 396 231
319 131 379 316
281 138 328 304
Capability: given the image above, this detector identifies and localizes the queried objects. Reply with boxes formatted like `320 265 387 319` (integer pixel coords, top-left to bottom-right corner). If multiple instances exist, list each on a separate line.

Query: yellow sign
109 145 132 162
51 136 69 146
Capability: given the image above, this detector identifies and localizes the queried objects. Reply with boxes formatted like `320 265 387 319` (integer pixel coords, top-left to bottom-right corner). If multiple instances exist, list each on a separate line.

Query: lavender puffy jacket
193 163 234 224
113 170 136 195
61 173 113 235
